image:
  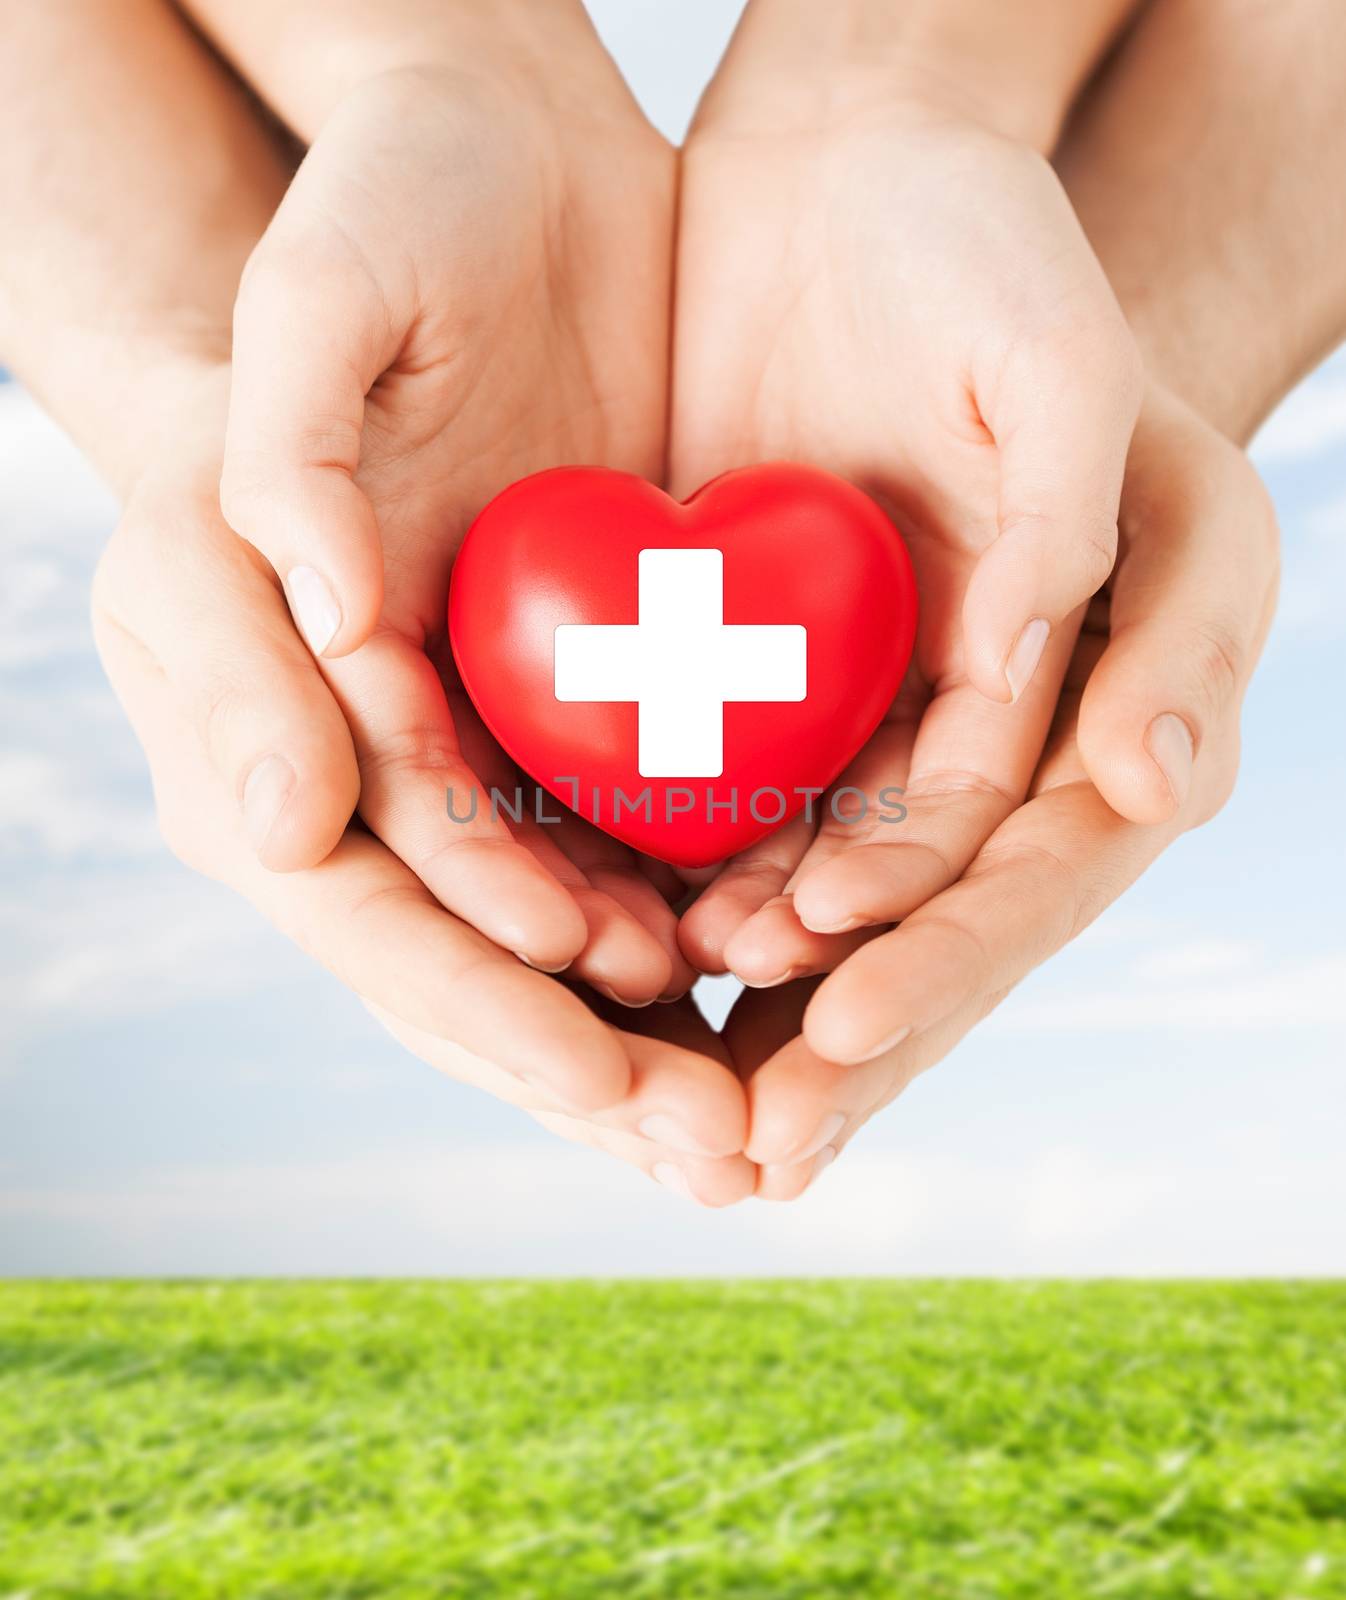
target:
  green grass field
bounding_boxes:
[2,1281,1343,1598]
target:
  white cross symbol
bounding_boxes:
[553,548,807,778]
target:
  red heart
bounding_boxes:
[449,463,917,868]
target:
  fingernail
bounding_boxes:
[1145,713,1194,810]
[593,982,654,1009]
[241,754,296,852]
[743,965,806,990]
[763,1144,839,1183]
[516,953,571,975]
[798,913,862,935]
[286,566,341,656]
[788,1110,846,1164]
[639,1113,714,1156]
[853,1023,912,1065]
[1005,617,1050,702]
[652,1161,694,1199]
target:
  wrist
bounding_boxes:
[713,0,1138,153]
[21,343,230,507]
[186,0,634,141]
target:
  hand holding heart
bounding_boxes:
[219,63,695,1006]
[131,30,1268,1202]
[449,463,918,868]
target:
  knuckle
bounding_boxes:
[189,668,250,771]
[996,508,1118,595]
[358,725,463,787]
[906,767,1019,810]
[972,837,1085,946]
[1188,615,1245,711]
[1079,516,1120,591]
[721,855,791,890]
[290,416,364,476]
[919,910,997,989]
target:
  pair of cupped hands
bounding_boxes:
[93,26,1277,1205]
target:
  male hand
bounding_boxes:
[94,415,757,1205]
[724,389,1278,1195]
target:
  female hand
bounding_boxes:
[672,42,1142,983]
[218,44,693,1002]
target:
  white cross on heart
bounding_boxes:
[553,548,807,778]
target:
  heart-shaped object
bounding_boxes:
[449,463,917,868]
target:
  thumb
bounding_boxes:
[95,477,360,872]
[963,326,1142,705]
[1078,398,1279,826]
[220,235,392,659]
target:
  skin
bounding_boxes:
[0,0,753,1205]
[672,92,1144,984]
[738,389,1280,1199]
[734,0,1346,1195]
[193,6,693,1000]
[5,0,1340,1202]
[671,0,1162,983]
[99,416,758,1205]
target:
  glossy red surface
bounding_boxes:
[449,463,918,867]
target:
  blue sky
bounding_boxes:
[2,1,1344,1275]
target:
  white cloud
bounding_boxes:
[998,948,1346,1032]
[0,863,303,1033]
[4,1134,1342,1276]
[1129,937,1261,984]
[0,748,158,860]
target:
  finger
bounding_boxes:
[756,944,1046,1189]
[94,608,633,1113]
[803,780,1171,1066]
[725,615,1074,982]
[789,617,1076,940]
[222,229,391,658]
[743,1030,901,1167]
[747,990,1001,1197]
[1078,402,1279,824]
[92,483,358,872]
[676,810,815,974]
[722,895,877,987]
[449,683,680,1003]
[373,994,754,1203]
[722,976,819,1077]
[254,841,634,1110]
[530,1111,758,1208]
[545,813,697,1000]
[376,996,747,1158]
[324,632,590,972]
[727,978,868,1194]
[635,855,689,904]
[964,321,1142,703]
